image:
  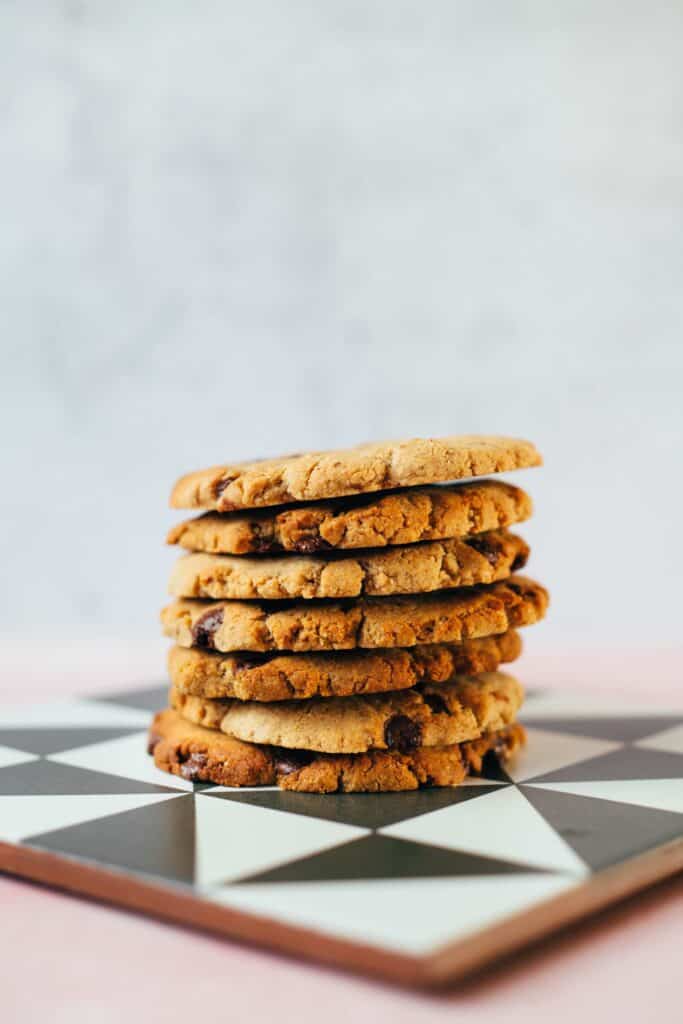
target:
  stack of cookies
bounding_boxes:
[149,435,549,794]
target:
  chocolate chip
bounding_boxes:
[147,731,162,756]
[180,752,208,781]
[422,692,449,715]
[192,607,225,649]
[274,748,315,776]
[511,551,528,571]
[467,535,501,566]
[293,535,329,554]
[384,714,422,753]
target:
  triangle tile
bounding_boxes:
[383,786,587,875]
[506,727,621,783]
[94,685,169,713]
[521,786,683,871]
[0,700,150,728]
[0,727,146,756]
[213,874,577,955]
[521,716,683,743]
[529,745,683,784]
[0,792,180,843]
[206,781,505,830]
[527,779,683,815]
[235,833,543,884]
[195,793,364,886]
[0,744,38,770]
[521,693,662,720]
[50,732,208,792]
[30,793,196,883]
[0,758,180,796]
[637,723,683,756]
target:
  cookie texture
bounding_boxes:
[168,630,522,701]
[160,575,548,653]
[168,530,529,601]
[170,670,524,753]
[167,480,532,554]
[170,436,541,512]
[149,708,526,792]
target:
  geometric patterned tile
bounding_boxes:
[383,786,588,875]
[234,834,541,885]
[1,792,180,843]
[0,700,151,728]
[94,685,169,713]
[504,727,621,783]
[0,727,145,756]
[0,744,37,770]
[521,786,683,871]
[0,758,180,796]
[527,779,683,815]
[637,722,683,755]
[28,794,195,882]
[49,732,209,793]
[522,716,683,743]
[195,794,365,886]
[528,745,683,784]
[206,781,504,830]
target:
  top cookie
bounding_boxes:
[170,435,541,512]
[167,479,532,555]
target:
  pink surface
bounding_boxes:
[2,643,683,1023]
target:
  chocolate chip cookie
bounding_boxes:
[168,530,529,601]
[169,670,523,753]
[149,707,526,792]
[167,479,532,554]
[161,576,548,653]
[168,629,522,701]
[170,435,541,512]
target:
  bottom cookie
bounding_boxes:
[148,708,525,793]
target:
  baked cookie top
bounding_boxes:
[149,708,526,793]
[167,630,522,701]
[167,479,532,555]
[160,575,548,653]
[168,529,529,601]
[170,435,541,512]
[170,669,524,753]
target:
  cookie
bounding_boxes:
[168,529,529,601]
[169,670,524,753]
[149,708,526,792]
[168,630,522,701]
[170,435,541,512]
[167,480,532,555]
[160,575,548,653]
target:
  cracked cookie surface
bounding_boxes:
[161,575,548,653]
[149,708,526,792]
[170,670,523,753]
[168,529,529,600]
[167,479,532,554]
[168,629,522,701]
[170,435,541,512]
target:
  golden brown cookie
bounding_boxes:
[167,480,532,554]
[149,707,526,792]
[170,435,541,512]
[169,670,524,754]
[168,630,522,701]
[168,530,529,601]
[160,575,548,653]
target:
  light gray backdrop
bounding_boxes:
[2,1,682,650]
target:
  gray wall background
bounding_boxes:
[2,1,682,649]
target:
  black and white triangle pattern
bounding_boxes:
[1,685,682,955]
